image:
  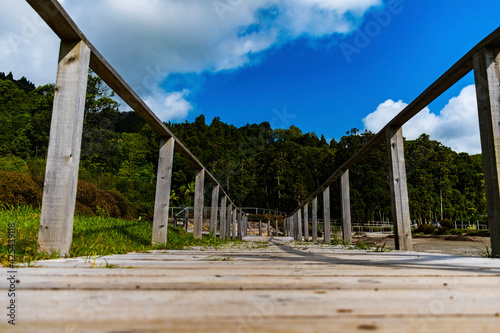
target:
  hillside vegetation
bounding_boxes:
[0,71,486,223]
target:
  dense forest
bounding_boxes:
[0,71,487,223]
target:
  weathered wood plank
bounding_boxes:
[474,47,500,258]
[340,169,352,243]
[193,169,205,239]
[152,137,175,245]
[386,126,413,251]
[38,40,90,256]
[323,187,331,243]
[210,185,220,237]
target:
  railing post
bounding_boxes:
[38,40,91,256]
[304,204,309,241]
[259,220,262,236]
[340,169,353,243]
[312,197,318,242]
[210,185,220,238]
[152,137,175,245]
[232,207,237,239]
[297,208,302,242]
[386,126,412,251]
[237,211,243,240]
[226,203,233,239]
[474,47,500,258]
[266,219,270,236]
[275,219,278,236]
[323,187,331,243]
[193,169,205,239]
[185,207,189,231]
[219,196,227,240]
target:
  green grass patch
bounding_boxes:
[0,205,234,267]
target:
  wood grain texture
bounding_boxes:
[5,241,500,333]
[38,40,90,256]
[152,137,175,245]
[474,47,500,258]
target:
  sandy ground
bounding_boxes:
[354,233,492,257]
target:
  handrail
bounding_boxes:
[287,27,500,217]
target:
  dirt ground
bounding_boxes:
[353,233,492,257]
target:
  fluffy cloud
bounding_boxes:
[363,85,480,154]
[144,89,193,121]
[0,0,381,121]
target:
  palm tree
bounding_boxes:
[179,182,195,206]
[169,190,180,206]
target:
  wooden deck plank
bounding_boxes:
[2,241,500,332]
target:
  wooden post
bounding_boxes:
[474,47,500,258]
[304,204,309,241]
[210,185,219,238]
[193,169,205,239]
[184,207,189,231]
[238,211,244,240]
[219,196,227,240]
[259,220,262,236]
[275,219,278,236]
[244,215,248,237]
[323,187,331,243]
[312,197,318,242]
[340,169,353,243]
[297,209,302,242]
[226,203,233,239]
[152,137,175,245]
[232,207,237,239]
[38,40,91,256]
[386,126,412,251]
[267,219,271,236]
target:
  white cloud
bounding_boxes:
[0,0,381,121]
[144,89,193,121]
[363,85,480,154]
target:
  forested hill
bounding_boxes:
[0,71,486,222]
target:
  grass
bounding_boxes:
[0,205,235,267]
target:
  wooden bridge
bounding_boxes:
[3,239,500,332]
[2,1,500,331]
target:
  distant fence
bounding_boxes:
[284,27,500,257]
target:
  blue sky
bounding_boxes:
[1,0,499,153]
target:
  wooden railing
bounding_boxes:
[285,27,500,257]
[26,0,249,256]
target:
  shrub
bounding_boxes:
[439,219,454,230]
[417,223,436,234]
[76,180,134,220]
[0,170,42,207]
